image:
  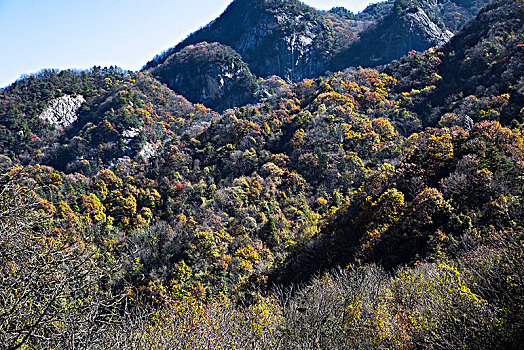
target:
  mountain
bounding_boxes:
[145,0,334,82]
[149,42,261,112]
[384,0,524,126]
[145,0,489,111]
[429,0,524,124]
[418,0,493,32]
[3,0,524,348]
[331,5,453,68]
[274,0,524,282]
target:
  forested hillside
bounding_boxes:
[1,0,523,348]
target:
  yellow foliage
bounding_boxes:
[427,134,454,162]
[316,197,328,206]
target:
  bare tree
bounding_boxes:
[0,173,123,350]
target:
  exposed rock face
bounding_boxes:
[144,0,490,111]
[149,42,260,111]
[122,127,141,144]
[332,7,453,68]
[145,0,488,81]
[139,142,159,161]
[404,8,453,46]
[232,8,330,82]
[39,95,85,128]
[146,0,333,82]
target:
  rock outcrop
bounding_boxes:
[149,42,260,111]
[145,0,333,82]
[332,6,453,69]
[144,0,490,111]
[145,0,489,80]
[39,95,85,128]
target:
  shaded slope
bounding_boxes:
[384,0,524,126]
[430,0,524,124]
[332,4,453,69]
[142,0,490,112]
[149,42,261,112]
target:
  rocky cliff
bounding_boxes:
[332,6,453,69]
[146,0,333,82]
[39,95,85,128]
[149,42,260,111]
[145,0,490,111]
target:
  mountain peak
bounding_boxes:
[146,0,329,81]
[145,0,489,111]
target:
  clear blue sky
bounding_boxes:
[0,0,380,88]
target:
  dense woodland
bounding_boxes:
[1,0,524,348]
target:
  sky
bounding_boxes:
[0,0,381,88]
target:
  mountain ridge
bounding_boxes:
[144,0,490,110]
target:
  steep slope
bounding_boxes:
[146,0,334,82]
[418,0,494,32]
[384,0,524,126]
[144,0,489,112]
[146,0,489,79]
[274,0,524,285]
[430,0,524,124]
[332,4,453,69]
[149,42,261,112]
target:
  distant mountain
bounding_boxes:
[331,5,453,68]
[146,0,333,83]
[145,0,489,111]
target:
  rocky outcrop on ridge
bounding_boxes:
[332,6,453,69]
[39,95,85,128]
[144,0,490,112]
[146,0,333,82]
[149,42,260,111]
